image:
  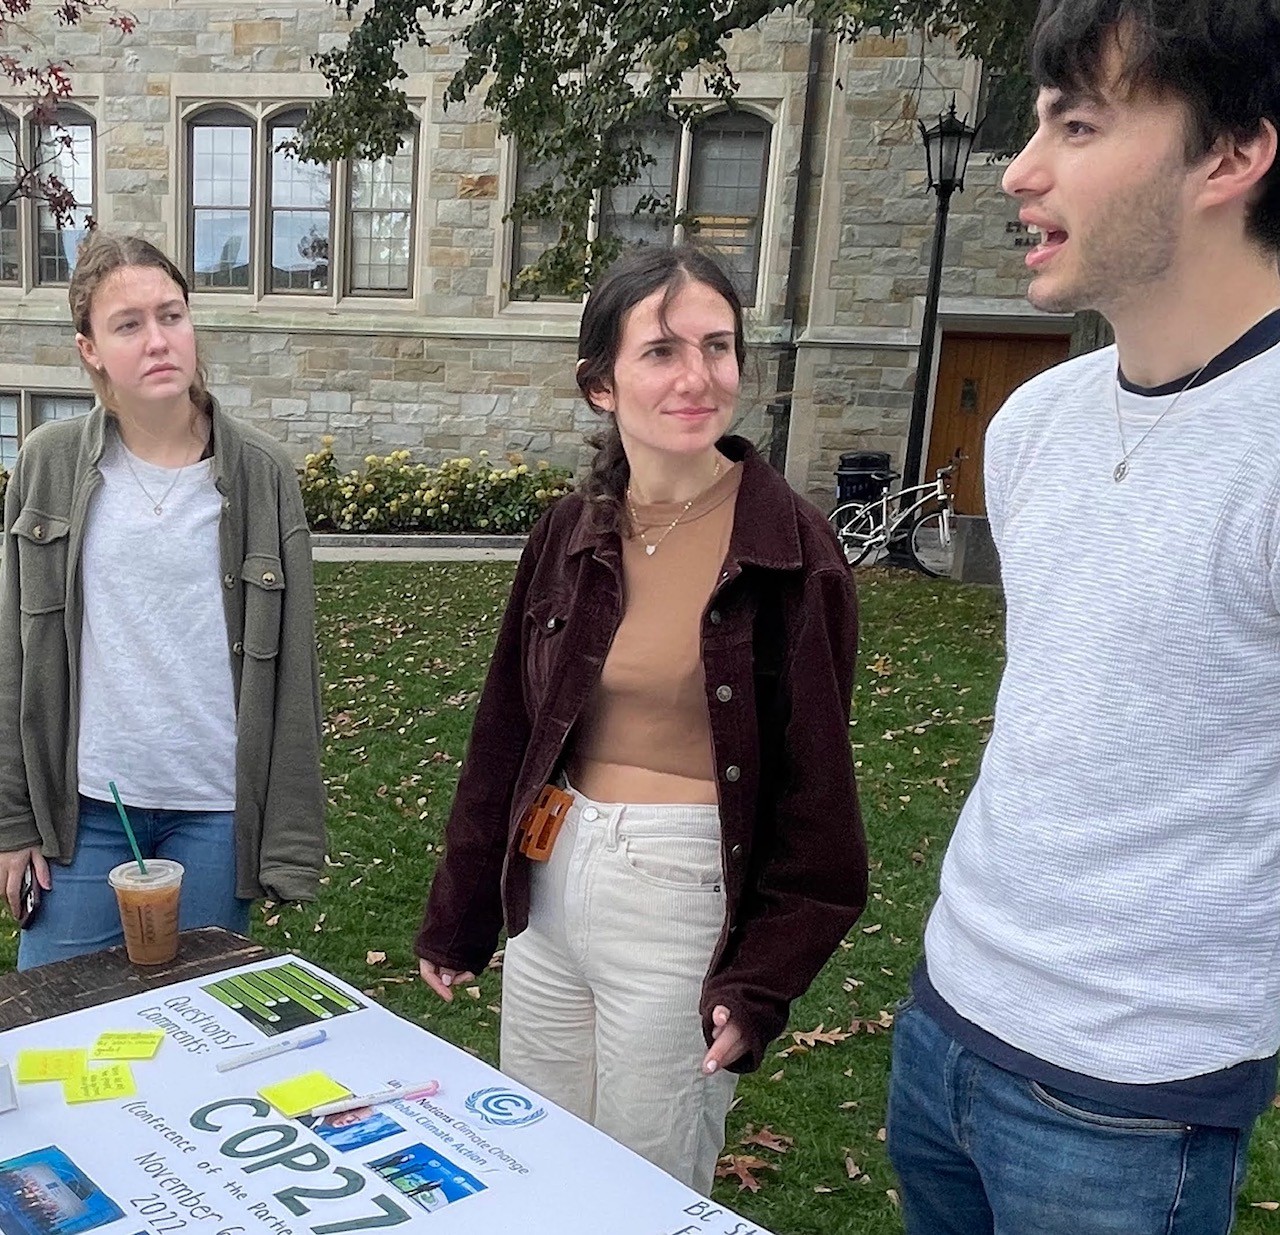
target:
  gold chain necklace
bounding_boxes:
[627,457,722,557]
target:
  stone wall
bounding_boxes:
[0,3,1057,495]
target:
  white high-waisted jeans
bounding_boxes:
[500,783,739,1193]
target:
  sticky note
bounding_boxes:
[16,1049,88,1083]
[259,1072,351,1119]
[63,1063,136,1103]
[91,1031,165,1061]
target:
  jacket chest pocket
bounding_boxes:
[241,553,285,658]
[12,509,72,616]
[525,599,568,701]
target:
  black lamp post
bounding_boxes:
[900,98,981,494]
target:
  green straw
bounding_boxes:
[108,780,147,875]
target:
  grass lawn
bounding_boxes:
[5,561,1280,1232]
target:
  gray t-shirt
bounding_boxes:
[78,435,237,810]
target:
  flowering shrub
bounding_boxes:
[0,467,7,511]
[300,437,575,534]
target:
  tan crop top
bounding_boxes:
[567,462,743,805]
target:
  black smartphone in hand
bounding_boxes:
[17,861,41,929]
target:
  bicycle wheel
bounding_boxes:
[907,509,954,578]
[829,502,883,568]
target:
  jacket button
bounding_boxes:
[724,765,741,783]
[232,641,244,656]
[731,843,744,858]
[32,525,44,540]
[709,609,722,625]
[262,571,276,585]
[716,685,733,703]
[223,573,235,589]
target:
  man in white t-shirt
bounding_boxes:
[886,1,1280,1231]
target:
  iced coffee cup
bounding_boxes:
[108,859,184,965]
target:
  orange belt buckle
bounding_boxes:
[517,783,574,861]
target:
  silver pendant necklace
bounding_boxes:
[121,424,210,515]
[1112,357,1212,483]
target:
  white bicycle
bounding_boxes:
[827,457,959,577]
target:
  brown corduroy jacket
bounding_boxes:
[415,436,867,1072]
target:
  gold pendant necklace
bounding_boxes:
[627,457,722,556]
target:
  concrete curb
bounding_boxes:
[310,532,528,562]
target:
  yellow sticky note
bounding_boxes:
[91,1031,165,1061]
[259,1072,351,1119]
[16,1049,88,1083]
[64,1062,136,1103]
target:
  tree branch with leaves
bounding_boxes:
[298,0,1035,296]
[0,0,136,222]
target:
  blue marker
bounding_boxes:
[215,1027,328,1073]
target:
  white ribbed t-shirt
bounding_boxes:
[925,343,1280,1084]
[77,437,238,810]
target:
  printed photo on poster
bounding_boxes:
[299,1107,404,1153]
[367,1143,487,1213]
[0,1146,124,1235]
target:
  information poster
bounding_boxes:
[0,956,773,1235]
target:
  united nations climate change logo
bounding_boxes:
[464,1086,547,1128]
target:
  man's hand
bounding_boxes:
[418,957,476,1002]
[1,846,49,920]
[702,1005,748,1074]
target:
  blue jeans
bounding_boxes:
[17,795,251,970]
[887,998,1253,1235]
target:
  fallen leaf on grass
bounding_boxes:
[465,985,481,1000]
[887,1189,901,1208]
[715,1155,778,1193]
[862,923,882,935]
[740,1125,794,1154]
[793,1024,854,1049]
[768,1069,785,1082]
[814,1186,834,1194]
[366,950,386,965]
[877,1127,887,1142]
[1251,1202,1280,1211]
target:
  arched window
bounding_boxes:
[268,110,332,293]
[0,109,19,284]
[189,107,254,289]
[598,117,681,251]
[686,111,770,305]
[511,108,772,305]
[35,106,96,285]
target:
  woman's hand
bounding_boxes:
[0,846,50,921]
[418,957,475,1002]
[701,1005,748,1074]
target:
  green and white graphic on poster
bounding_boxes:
[0,956,773,1235]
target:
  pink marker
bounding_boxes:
[308,1080,440,1118]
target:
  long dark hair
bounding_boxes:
[577,245,746,528]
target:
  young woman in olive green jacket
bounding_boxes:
[0,232,326,969]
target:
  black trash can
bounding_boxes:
[835,450,893,506]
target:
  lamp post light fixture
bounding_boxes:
[900,98,982,495]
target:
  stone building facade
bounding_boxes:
[1,1,1071,513]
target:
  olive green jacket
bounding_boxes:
[0,402,326,902]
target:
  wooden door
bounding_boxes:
[925,332,1071,515]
